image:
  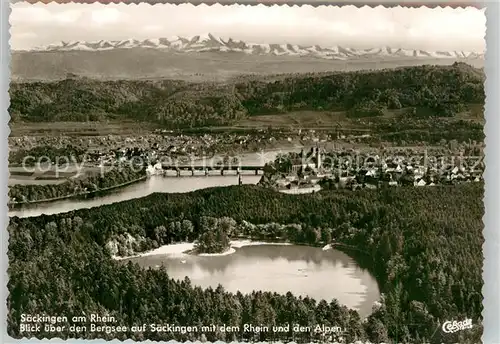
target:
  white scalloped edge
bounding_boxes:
[3,2,491,344]
[7,0,487,8]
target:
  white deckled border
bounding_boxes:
[483,2,500,344]
[1,1,498,344]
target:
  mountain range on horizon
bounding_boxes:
[20,33,485,61]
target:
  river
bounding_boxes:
[119,243,380,318]
[9,148,305,218]
[9,174,263,218]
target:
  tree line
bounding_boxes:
[8,182,483,343]
[9,166,146,203]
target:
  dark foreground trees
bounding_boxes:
[8,183,483,343]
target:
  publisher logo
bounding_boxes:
[442,319,473,334]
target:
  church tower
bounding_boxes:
[316,145,322,170]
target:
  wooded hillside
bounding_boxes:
[9,63,484,129]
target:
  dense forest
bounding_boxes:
[10,63,484,131]
[193,217,232,254]
[8,183,483,343]
[9,166,146,203]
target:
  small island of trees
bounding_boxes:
[193,217,232,254]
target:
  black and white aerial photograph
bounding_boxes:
[8,2,485,343]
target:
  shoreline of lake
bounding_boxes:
[116,240,380,319]
[112,239,294,260]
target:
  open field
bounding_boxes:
[9,164,111,186]
[8,177,67,186]
[9,120,158,137]
[9,118,358,137]
[223,106,483,130]
[232,110,394,130]
[448,103,485,123]
[234,111,355,130]
[9,104,484,138]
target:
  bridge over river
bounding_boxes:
[159,164,265,176]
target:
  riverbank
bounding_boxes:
[112,239,293,260]
[8,175,147,208]
[8,175,263,218]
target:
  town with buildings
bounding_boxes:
[260,146,485,192]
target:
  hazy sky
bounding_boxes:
[10,2,486,51]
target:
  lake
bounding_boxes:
[120,243,380,318]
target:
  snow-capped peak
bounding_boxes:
[25,34,485,61]
[190,33,223,44]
